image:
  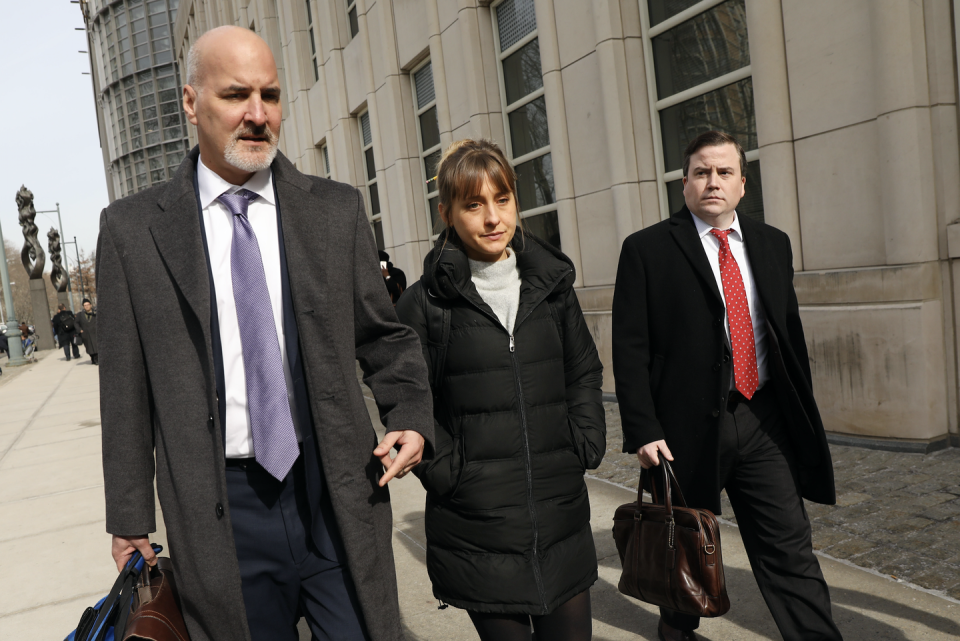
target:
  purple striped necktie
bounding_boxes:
[219,188,299,481]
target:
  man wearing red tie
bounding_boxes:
[612,131,842,641]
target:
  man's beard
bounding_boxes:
[223,123,279,172]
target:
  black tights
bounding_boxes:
[468,590,592,641]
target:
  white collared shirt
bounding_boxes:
[197,157,297,458]
[691,211,770,392]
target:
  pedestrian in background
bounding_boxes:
[612,130,841,641]
[52,304,81,361]
[378,250,406,305]
[397,139,605,641]
[75,298,98,365]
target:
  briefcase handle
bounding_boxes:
[639,459,689,517]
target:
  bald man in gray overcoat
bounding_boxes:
[97,27,432,641]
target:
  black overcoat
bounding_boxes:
[96,148,433,641]
[396,233,605,615]
[75,310,98,355]
[611,207,835,515]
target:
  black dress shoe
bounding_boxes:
[658,618,699,641]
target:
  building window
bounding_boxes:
[347,0,359,40]
[320,143,331,179]
[641,0,763,222]
[492,0,560,250]
[359,111,383,249]
[412,61,442,236]
[306,0,319,82]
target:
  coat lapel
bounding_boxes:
[739,217,787,336]
[149,149,212,333]
[669,207,723,306]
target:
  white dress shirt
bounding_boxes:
[691,211,770,392]
[197,157,298,458]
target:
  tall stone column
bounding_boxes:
[745,0,803,271]
[16,186,54,351]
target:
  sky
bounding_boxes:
[0,2,111,271]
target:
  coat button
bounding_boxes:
[208,415,214,428]
[722,354,730,363]
[711,409,720,418]
[713,362,720,371]
[216,503,224,519]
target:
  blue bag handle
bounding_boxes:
[68,544,162,641]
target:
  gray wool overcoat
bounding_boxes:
[96,147,434,641]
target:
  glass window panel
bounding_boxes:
[151,169,165,183]
[131,124,142,138]
[162,114,180,128]
[135,44,150,59]
[349,8,359,38]
[306,0,313,25]
[419,107,440,151]
[414,62,435,108]
[156,64,173,77]
[369,183,381,216]
[162,127,181,141]
[127,178,134,191]
[496,0,537,51]
[129,111,139,124]
[137,174,148,188]
[322,146,330,175]
[166,140,183,151]
[659,77,757,173]
[144,119,159,132]
[372,219,384,250]
[521,210,560,250]
[155,50,173,64]
[133,150,145,161]
[158,76,176,90]
[123,76,135,88]
[138,79,154,93]
[151,24,170,40]
[146,131,161,145]
[133,32,148,46]
[515,153,555,211]
[150,13,167,27]
[125,86,137,100]
[365,148,377,180]
[143,106,157,119]
[508,96,550,158]
[423,150,441,183]
[648,0,703,26]
[653,0,749,100]
[166,152,181,165]
[429,196,441,234]
[148,0,166,14]
[147,145,162,157]
[360,112,372,146]
[133,136,143,150]
[141,92,156,107]
[132,18,146,33]
[122,63,134,76]
[153,37,171,52]
[501,39,543,105]
[161,102,179,115]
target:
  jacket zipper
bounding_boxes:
[509,332,547,612]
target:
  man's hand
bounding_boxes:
[111,534,157,572]
[636,439,674,469]
[374,430,425,486]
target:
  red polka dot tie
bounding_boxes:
[710,229,758,400]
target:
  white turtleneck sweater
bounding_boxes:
[469,249,522,334]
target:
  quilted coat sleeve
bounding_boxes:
[559,287,606,469]
[97,210,157,536]
[394,283,461,497]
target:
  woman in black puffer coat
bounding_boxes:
[396,140,605,641]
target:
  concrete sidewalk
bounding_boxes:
[1,352,957,639]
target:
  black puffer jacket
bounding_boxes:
[396,232,605,615]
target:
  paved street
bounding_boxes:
[1,353,958,639]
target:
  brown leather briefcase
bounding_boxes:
[612,459,730,617]
[122,557,190,641]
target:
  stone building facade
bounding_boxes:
[170,0,960,451]
[80,0,192,201]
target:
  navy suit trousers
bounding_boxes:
[225,454,369,641]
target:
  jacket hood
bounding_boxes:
[422,228,576,302]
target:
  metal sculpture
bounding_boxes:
[48,227,68,293]
[16,185,45,280]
